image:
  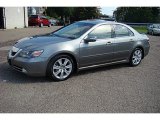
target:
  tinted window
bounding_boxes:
[30,15,38,18]
[114,25,133,37]
[88,25,112,39]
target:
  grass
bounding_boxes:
[131,26,147,34]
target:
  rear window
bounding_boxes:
[30,15,38,18]
[41,16,47,19]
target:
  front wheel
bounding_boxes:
[47,55,74,81]
[48,24,51,27]
[130,48,143,66]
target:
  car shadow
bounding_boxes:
[0,62,129,84]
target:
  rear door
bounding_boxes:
[112,24,135,61]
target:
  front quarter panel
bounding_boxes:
[41,39,81,67]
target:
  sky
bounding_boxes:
[100,7,117,16]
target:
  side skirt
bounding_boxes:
[78,59,128,71]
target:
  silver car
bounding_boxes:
[8,20,150,81]
[147,24,160,35]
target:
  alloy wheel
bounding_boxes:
[132,49,142,65]
[52,58,73,80]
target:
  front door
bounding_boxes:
[79,24,115,67]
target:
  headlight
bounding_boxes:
[19,50,43,58]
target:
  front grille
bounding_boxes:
[13,65,22,72]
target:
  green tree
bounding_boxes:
[46,7,101,23]
[72,7,100,21]
[114,7,160,23]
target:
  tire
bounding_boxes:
[129,48,143,66]
[48,24,51,27]
[39,23,43,27]
[47,55,75,81]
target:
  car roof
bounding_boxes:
[153,24,160,25]
[78,19,116,25]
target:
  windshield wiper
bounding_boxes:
[53,34,76,39]
[66,36,76,39]
[53,33,62,37]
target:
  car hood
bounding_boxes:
[14,34,72,50]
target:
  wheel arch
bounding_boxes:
[132,45,144,59]
[46,52,79,75]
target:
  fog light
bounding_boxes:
[22,68,27,73]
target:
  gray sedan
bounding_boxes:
[7,20,150,81]
[147,24,160,35]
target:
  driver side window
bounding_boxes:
[88,25,112,39]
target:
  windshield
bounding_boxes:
[53,22,94,39]
[153,24,160,28]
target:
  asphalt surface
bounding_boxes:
[0,28,160,112]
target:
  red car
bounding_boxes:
[28,15,51,27]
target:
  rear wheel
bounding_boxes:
[130,48,143,66]
[47,55,74,81]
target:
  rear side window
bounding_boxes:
[114,24,134,37]
[88,25,112,39]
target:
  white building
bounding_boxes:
[0,7,28,29]
[28,7,46,16]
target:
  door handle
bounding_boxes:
[106,41,112,45]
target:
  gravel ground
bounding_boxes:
[0,28,160,113]
[0,26,61,47]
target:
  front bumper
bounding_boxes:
[7,55,48,77]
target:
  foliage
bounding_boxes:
[114,7,160,23]
[132,26,147,33]
[45,7,101,22]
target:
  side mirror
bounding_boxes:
[84,36,97,43]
